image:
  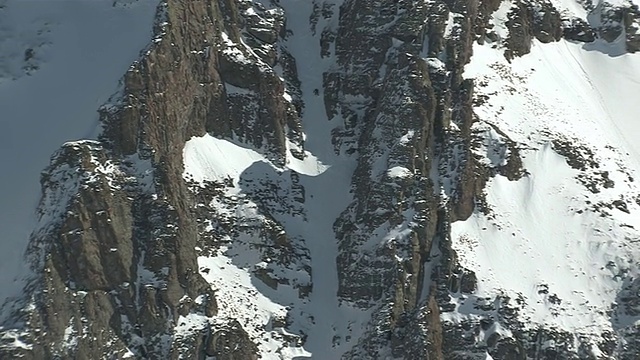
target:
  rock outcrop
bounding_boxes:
[0,0,305,358]
[1,0,640,359]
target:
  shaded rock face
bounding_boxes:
[321,0,495,358]
[204,320,259,360]
[563,17,597,43]
[592,1,640,52]
[0,0,302,358]
[1,0,640,359]
[503,0,563,59]
[498,0,640,58]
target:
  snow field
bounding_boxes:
[451,18,640,339]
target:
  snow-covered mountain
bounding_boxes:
[0,0,639,359]
[0,0,160,309]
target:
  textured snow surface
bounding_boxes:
[181,0,373,357]
[196,250,312,359]
[183,135,271,185]
[0,0,159,309]
[452,37,640,337]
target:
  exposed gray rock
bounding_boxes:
[0,0,305,358]
[563,17,597,42]
[504,0,563,59]
[2,0,640,359]
[205,320,259,360]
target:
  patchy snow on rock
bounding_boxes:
[197,251,310,358]
[285,140,330,177]
[471,122,511,168]
[182,133,321,358]
[453,36,640,338]
[548,0,589,20]
[399,130,415,145]
[181,0,374,356]
[489,0,515,41]
[182,130,341,359]
[0,0,159,311]
[387,166,412,178]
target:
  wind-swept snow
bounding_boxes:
[0,0,159,310]
[453,145,639,332]
[184,135,273,185]
[452,37,640,337]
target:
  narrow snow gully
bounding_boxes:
[279,0,368,358]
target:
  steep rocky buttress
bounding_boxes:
[1,0,640,359]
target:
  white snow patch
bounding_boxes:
[399,130,415,145]
[285,140,330,176]
[387,166,412,178]
[472,122,510,168]
[197,250,310,358]
[183,134,328,186]
[489,0,515,41]
[183,134,270,184]
[456,38,640,336]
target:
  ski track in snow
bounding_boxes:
[451,36,640,339]
[0,0,159,313]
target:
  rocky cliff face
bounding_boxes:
[1,0,640,359]
[0,0,303,358]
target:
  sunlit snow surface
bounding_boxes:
[1,0,636,356]
[0,0,159,311]
[181,0,374,356]
[452,38,640,338]
[182,122,369,359]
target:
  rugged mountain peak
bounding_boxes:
[1,0,640,359]
[1,0,303,357]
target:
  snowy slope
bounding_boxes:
[3,0,632,356]
[180,0,375,358]
[0,0,159,310]
[279,0,373,357]
[450,21,640,347]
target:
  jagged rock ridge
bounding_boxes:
[1,0,640,359]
